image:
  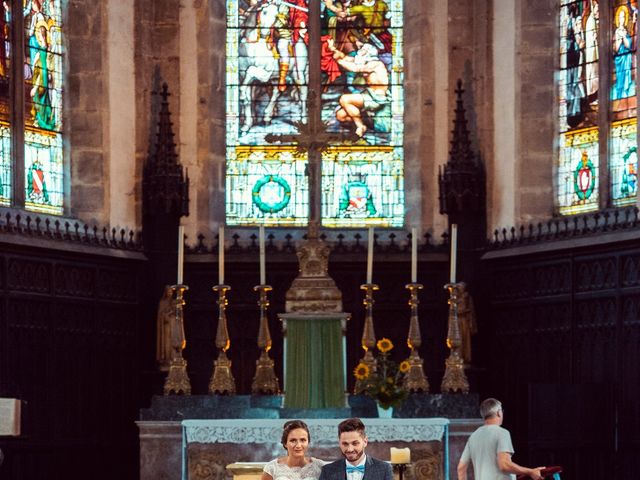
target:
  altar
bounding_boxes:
[138,413,481,480]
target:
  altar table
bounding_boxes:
[181,418,450,480]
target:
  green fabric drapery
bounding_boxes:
[284,317,345,409]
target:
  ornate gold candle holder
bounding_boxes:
[251,284,280,394]
[404,282,429,392]
[354,283,379,394]
[163,284,192,395]
[441,282,470,393]
[209,284,236,395]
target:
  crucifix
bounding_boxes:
[264,0,351,238]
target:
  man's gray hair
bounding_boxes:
[480,398,502,419]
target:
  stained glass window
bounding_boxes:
[0,1,64,214]
[610,0,637,206]
[320,0,404,227]
[225,0,404,227]
[558,0,638,214]
[24,0,64,214]
[0,1,11,206]
[558,0,600,214]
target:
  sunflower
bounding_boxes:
[399,360,410,373]
[376,338,393,353]
[353,362,370,380]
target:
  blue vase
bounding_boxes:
[376,403,394,418]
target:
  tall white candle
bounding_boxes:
[450,224,457,283]
[218,225,225,285]
[177,225,184,285]
[259,226,266,285]
[411,227,417,283]
[366,227,374,284]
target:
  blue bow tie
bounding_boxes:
[346,465,365,474]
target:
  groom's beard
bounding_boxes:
[342,448,365,463]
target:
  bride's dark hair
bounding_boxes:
[281,420,310,449]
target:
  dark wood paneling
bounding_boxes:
[480,238,640,480]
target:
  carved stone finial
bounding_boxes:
[438,79,485,215]
[143,82,190,217]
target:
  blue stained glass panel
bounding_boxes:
[610,119,637,206]
[0,125,10,206]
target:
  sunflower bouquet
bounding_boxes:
[353,338,410,410]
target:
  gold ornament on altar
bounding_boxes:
[251,284,280,394]
[285,223,343,313]
[163,285,192,395]
[404,282,429,392]
[441,283,470,394]
[209,284,236,395]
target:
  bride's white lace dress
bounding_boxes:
[263,458,326,480]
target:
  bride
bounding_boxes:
[262,420,325,480]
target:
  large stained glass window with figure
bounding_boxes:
[226,0,310,226]
[23,0,64,214]
[610,0,637,206]
[558,0,600,214]
[320,0,403,227]
[225,0,404,227]
[0,1,11,206]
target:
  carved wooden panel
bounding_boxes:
[482,236,640,480]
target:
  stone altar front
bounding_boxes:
[138,417,483,480]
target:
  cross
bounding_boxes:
[264,0,350,239]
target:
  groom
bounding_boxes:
[319,418,393,480]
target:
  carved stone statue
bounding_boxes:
[458,283,478,365]
[156,286,174,371]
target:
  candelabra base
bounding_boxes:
[251,352,280,394]
[209,351,236,395]
[441,354,469,394]
[163,358,191,395]
[404,355,429,393]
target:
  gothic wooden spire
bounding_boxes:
[438,79,485,215]
[143,83,190,217]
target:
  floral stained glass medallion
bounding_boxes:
[24,0,64,214]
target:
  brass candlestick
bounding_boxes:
[441,283,470,393]
[354,283,379,394]
[251,284,280,394]
[392,464,409,480]
[404,283,429,392]
[163,284,192,395]
[209,284,236,394]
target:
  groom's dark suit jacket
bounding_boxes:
[318,456,393,480]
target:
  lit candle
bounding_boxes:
[366,227,374,284]
[218,225,225,285]
[390,447,411,464]
[411,227,417,283]
[177,225,184,285]
[449,224,457,283]
[259,226,266,285]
